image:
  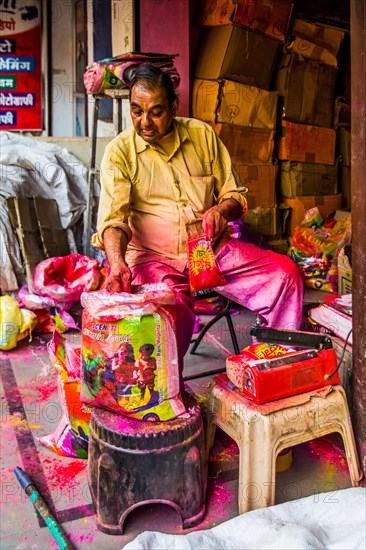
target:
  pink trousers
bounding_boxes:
[131,239,304,373]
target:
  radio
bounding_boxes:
[226,325,340,405]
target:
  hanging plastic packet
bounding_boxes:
[187,219,226,293]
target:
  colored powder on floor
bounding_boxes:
[1,414,43,430]
[41,456,87,492]
[209,440,239,463]
[308,436,348,472]
[204,480,236,524]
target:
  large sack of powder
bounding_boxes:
[80,283,185,421]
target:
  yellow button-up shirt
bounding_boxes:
[92,117,248,271]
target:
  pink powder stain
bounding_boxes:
[34,381,58,402]
[75,533,96,544]
[308,435,348,473]
[40,455,88,494]
[65,522,104,547]
[74,523,99,544]
[202,480,236,526]
[44,536,59,549]
[4,375,58,405]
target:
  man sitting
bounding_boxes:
[92,64,304,377]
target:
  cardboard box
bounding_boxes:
[278,160,338,197]
[244,206,281,239]
[278,121,336,165]
[212,123,275,163]
[232,0,293,42]
[194,25,281,90]
[191,79,278,129]
[191,79,221,123]
[338,245,352,294]
[195,0,236,26]
[218,80,278,128]
[196,0,293,42]
[235,164,278,209]
[274,53,337,128]
[280,194,343,236]
[287,19,345,68]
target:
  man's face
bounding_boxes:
[130,83,178,143]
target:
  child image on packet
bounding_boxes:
[85,344,137,401]
[111,342,136,396]
[133,344,159,400]
[82,340,161,415]
[115,344,159,412]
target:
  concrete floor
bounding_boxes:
[0,292,357,550]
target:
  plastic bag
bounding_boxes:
[0,295,37,351]
[17,284,73,311]
[16,285,78,334]
[187,235,226,293]
[80,284,185,421]
[32,254,101,302]
[38,331,91,458]
[33,308,79,334]
[288,208,351,293]
[83,62,125,94]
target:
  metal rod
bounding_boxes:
[84,96,99,256]
[14,467,76,550]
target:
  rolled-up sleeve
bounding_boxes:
[92,142,133,250]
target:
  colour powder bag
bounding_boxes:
[39,331,91,458]
[187,235,226,293]
[80,284,185,421]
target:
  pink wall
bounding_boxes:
[139,0,191,117]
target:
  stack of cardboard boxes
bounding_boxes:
[274,18,345,236]
[191,0,349,250]
[192,0,293,245]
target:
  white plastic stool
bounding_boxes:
[206,376,363,514]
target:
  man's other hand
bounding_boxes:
[104,260,132,293]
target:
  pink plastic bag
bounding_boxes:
[32,254,101,302]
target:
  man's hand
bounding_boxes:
[203,199,243,244]
[103,227,132,293]
[202,206,227,244]
[104,259,132,293]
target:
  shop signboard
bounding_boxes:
[0,0,42,131]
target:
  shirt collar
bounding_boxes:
[134,119,189,156]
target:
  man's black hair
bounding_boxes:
[129,63,177,105]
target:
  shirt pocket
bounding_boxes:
[184,175,215,214]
